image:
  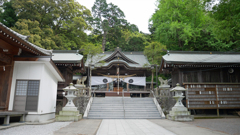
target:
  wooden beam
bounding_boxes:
[0,53,11,63]
[0,39,19,55]
[13,57,39,61]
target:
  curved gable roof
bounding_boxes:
[103,49,138,64]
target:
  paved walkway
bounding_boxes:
[54,119,102,135]
[149,119,227,135]
[53,119,231,135]
[96,119,175,135]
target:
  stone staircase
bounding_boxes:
[87,97,162,119]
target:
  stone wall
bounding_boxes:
[156,88,176,115]
[56,96,90,115]
[73,96,90,114]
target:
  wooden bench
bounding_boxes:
[0,111,28,126]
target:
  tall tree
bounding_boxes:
[150,0,225,51]
[10,0,92,50]
[211,0,240,50]
[90,0,127,51]
[0,1,18,27]
[144,42,166,89]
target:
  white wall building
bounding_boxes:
[0,22,64,123]
[8,59,64,122]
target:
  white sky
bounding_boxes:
[76,0,157,34]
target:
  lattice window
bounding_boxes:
[27,81,40,96]
[16,81,28,96]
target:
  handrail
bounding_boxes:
[83,96,93,118]
[151,89,165,118]
[83,88,95,118]
[122,89,125,118]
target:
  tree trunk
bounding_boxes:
[102,31,107,52]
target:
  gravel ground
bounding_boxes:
[187,118,240,135]
[0,122,71,135]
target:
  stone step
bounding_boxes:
[87,97,161,119]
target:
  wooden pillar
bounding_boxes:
[127,83,129,92]
[107,83,109,91]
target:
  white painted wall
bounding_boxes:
[37,64,58,114]
[9,61,59,121]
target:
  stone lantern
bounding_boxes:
[62,83,78,111]
[56,83,81,121]
[167,83,194,121]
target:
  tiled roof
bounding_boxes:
[52,50,83,63]
[85,49,150,68]
[0,22,52,56]
[162,51,240,64]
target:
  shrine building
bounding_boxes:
[0,22,64,123]
[85,47,152,97]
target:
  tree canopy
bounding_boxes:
[150,0,234,51]
[1,0,239,55]
[1,0,92,50]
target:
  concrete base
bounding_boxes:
[56,110,82,122]
[25,113,55,123]
[167,106,194,122]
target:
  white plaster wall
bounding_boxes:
[37,64,58,115]
[9,62,44,113]
[9,61,58,117]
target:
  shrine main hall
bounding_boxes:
[85,47,153,97]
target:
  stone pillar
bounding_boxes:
[155,88,159,97]
[3,115,10,126]
[140,93,142,98]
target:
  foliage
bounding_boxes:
[150,0,228,51]
[144,41,166,65]
[0,0,92,50]
[0,1,18,27]
[80,43,104,67]
[211,0,240,50]
[120,29,150,51]
[11,19,58,49]
[89,0,128,51]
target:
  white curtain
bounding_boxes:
[91,76,146,86]
[123,77,146,86]
[91,76,113,85]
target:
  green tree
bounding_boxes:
[90,0,127,51]
[12,19,58,49]
[150,0,225,51]
[144,41,166,89]
[0,1,18,27]
[120,29,150,51]
[211,0,240,50]
[10,0,91,50]
[80,43,105,67]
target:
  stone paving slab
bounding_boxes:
[188,118,240,135]
[96,119,175,135]
[149,119,228,135]
[54,119,102,135]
